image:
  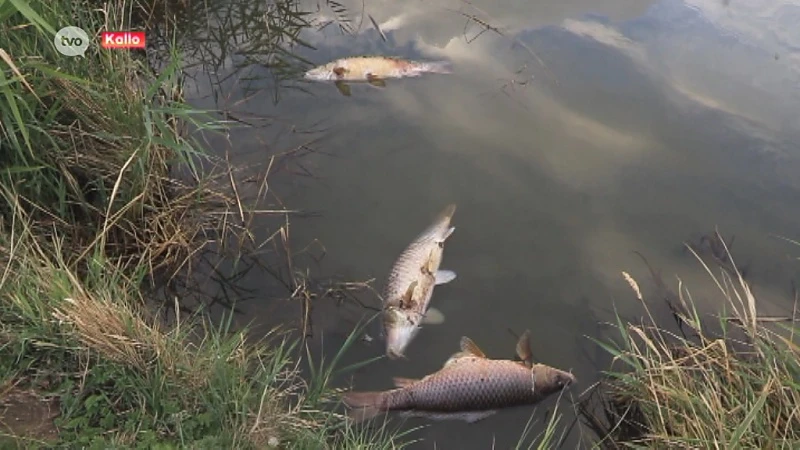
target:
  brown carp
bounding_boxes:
[382,204,457,359]
[343,330,577,423]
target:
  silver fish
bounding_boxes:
[382,204,457,359]
[342,330,577,423]
[303,56,453,96]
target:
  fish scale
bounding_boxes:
[381,205,457,359]
[384,359,541,412]
[342,333,577,423]
[382,233,441,305]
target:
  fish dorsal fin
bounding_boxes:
[460,336,486,358]
[400,281,418,309]
[392,377,418,388]
[516,329,533,367]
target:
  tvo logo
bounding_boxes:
[54,26,90,57]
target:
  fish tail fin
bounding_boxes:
[342,391,385,423]
[437,203,457,222]
[423,60,453,74]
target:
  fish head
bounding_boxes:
[304,64,335,81]
[554,370,577,388]
[534,365,577,394]
[383,307,419,359]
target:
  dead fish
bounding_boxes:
[382,204,457,359]
[303,56,453,96]
[342,330,577,423]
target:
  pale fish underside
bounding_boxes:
[303,56,453,96]
[381,204,458,358]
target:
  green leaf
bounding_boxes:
[729,379,770,448]
[0,69,33,155]
[7,0,57,36]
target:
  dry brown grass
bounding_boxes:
[581,235,800,449]
[0,217,359,447]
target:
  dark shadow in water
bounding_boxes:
[142,0,323,108]
[132,0,360,327]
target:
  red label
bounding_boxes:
[100,31,146,49]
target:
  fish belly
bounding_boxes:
[342,58,401,80]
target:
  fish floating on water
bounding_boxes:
[382,204,457,359]
[342,330,577,423]
[303,56,453,96]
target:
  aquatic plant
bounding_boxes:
[0,0,242,276]
[0,0,405,447]
[582,233,800,448]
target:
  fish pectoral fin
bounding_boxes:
[516,329,534,367]
[399,410,497,423]
[335,81,351,96]
[333,66,347,77]
[366,73,386,87]
[463,410,497,423]
[434,270,457,285]
[420,307,445,325]
[392,377,418,388]
[460,336,487,358]
[401,281,418,308]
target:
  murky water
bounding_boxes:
[178,0,800,447]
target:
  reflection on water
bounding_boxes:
[173,0,800,447]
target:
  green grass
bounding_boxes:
[0,0,406,447]
[582,235,800,449]
[0,206,410,448]
[0,0,237,275]
[512,396,572,450]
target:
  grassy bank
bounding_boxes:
[6,0,796,447]
[0,0,404,447]
[583,241,800,448]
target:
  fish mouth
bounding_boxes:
[560,372,578,387]
[386,348,406,360]
[385,328,412,360]
[383,308,419,359]
[303,70,328,81]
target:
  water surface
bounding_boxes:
[180,0,800,447]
